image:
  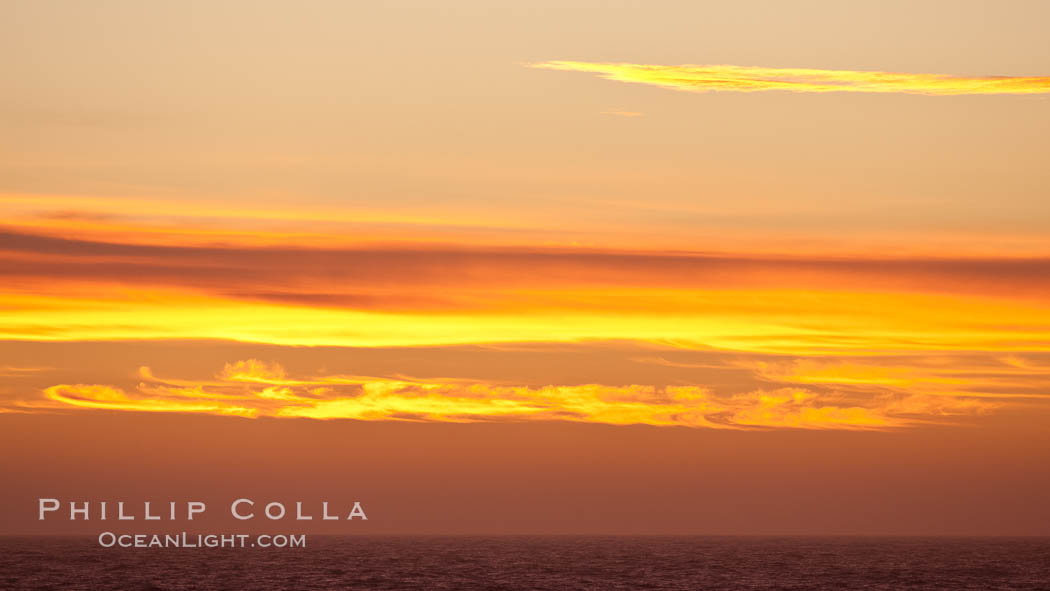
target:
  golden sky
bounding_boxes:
[2,0,1050,534]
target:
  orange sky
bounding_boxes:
[2,0,1049,534]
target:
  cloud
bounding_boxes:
[219,359,289,383]
[5,230,1050,302]
[530,61,1050,96]
[745,355,1050,399]
[44,384,257,417]
[2,229,1050,354]
[600,109,643,117]
[33,359,1000,430]
[0,365,52,377]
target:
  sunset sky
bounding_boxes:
[3,0,1050,534]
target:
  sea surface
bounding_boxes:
[2,535,1049,590]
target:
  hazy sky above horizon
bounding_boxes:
[2,0,1049,534]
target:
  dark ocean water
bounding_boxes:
[2,536,1049,590]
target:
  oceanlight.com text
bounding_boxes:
[97,532,307,549]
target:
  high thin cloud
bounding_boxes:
[0,366,51,377]
[36,360,998,430]
[530,61,1050,95]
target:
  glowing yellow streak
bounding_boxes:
[25,359,1012,430]
[277,393,546,422]
[3,287,1050,355]
[531,61,1050,95]
[39,372,968,430]
[44,385,257,417]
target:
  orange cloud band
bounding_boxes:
[530,61,1050,95]
[3,229,1050,354]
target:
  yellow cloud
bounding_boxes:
[530,61,1050,95]
[4,287,1050,355]
[746,357,1050,399]
[219,359,292,384]
[44,384,257,417]
[34,360,1000,430]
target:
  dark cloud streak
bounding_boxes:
[2,229,1049,309]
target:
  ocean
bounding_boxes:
[2,535,1048,590]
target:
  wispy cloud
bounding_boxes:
[0,365,52,377]
[35,359,1000,430]
[600,109,643,117]
[530,61,1050,96]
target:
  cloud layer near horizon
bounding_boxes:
[3,208,1050,430]
[29,358,1006,430]
[531,61,1050,95]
